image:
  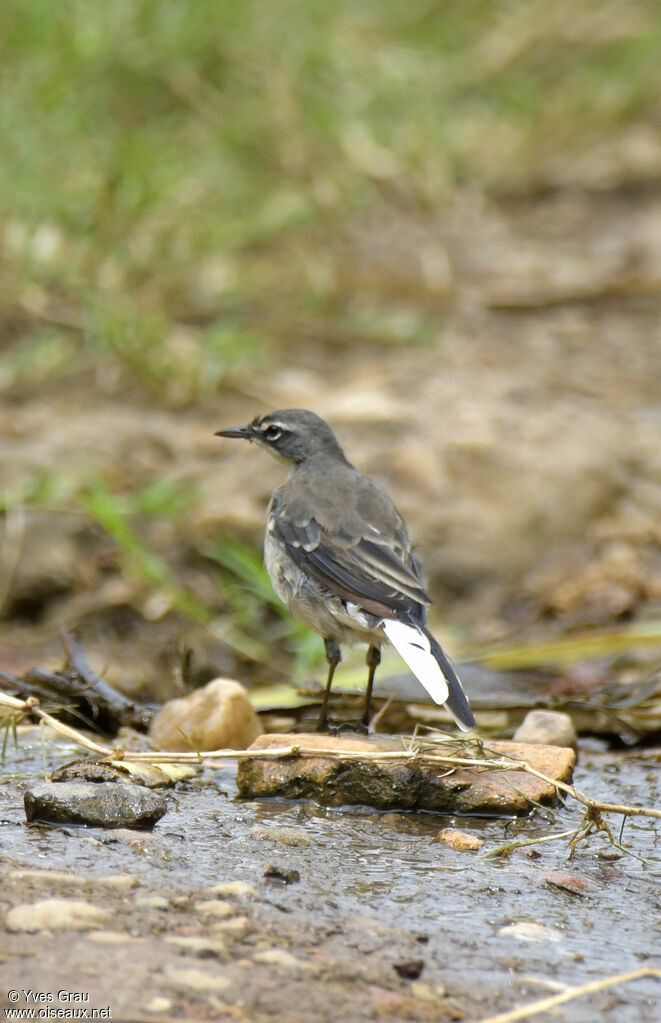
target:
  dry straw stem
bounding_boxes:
[472,966,661,1023]
[1,690,660,822]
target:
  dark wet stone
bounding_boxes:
[393,959,425,980]
[50,760,125,784]
[24,782,167,829]
[237,734,576,814]
[263,864,300,884]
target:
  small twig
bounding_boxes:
[368,696,392,734]
[515,760,661,819]
[472,966,661,1023]
[0,692,112,756]
[482,829,581,859]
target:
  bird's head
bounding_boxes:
[215,409,349,466]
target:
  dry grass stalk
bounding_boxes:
[472,966,661,1023]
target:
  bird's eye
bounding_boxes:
[264,425,282,441]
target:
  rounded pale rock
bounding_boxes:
[206,881,257,899]
[143,997,173,1015]
[149,678,263,752]
[6,899,111,932]
[165,967,232,993]
[513,710,578,750]
[193,899,234,919]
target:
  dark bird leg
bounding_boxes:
[316,637,341,731]
[361,645,381,729]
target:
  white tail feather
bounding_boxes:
[381,619,449,705]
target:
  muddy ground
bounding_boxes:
[0,726,660,1023]
[2,185,661,1021]
[3,186,661,695]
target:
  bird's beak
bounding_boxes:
[214,424,253,440]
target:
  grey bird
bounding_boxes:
[215,409,474,732]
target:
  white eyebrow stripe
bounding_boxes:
[260,420,288,431]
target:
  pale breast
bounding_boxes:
[263,526,381,646]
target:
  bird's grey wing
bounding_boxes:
[272,498,430,619]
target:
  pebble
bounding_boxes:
[514,710,578,750]
[541,870,600,894]
[165,966,232,993]
[254,826,311,847]
[142,997,173,1015]
[6,899,111,932]
[263,865,300,884]
[211,916,252,939]
[149,678,263,751]
[134,894,170,911]
[205,881,257,899]
[87,930,139,944]
[193,899,235,919]
[165,935,227,958]
[393,959,424,980]
[8,869,139,890]
[497,921,564,943]
[253,948,306,969]
[410,981,443,1002]
[436,828,484,851]
[24,782,167,829]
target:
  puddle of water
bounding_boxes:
[1,728,660,1022]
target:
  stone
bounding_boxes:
[263,865,300,884]
[8,869,138,889]
[6,899,111,932]
[143,997,173,1015]
[541,870,600,894]
[87,931,140,944]
[254,826,311,847]
[165,936,227,958]
[205,881,257,899]
[253,948,306,969]
[436,828,484,851]
[237,733,576,814]
[393,959,425,980]
[193,899,235,919]
[497,921,564,943]
[149,678,263,751]
[211,916,252,939]
[410,981,443,1002]
[24,782,167,829]
[133,894,170,910]
[165,967,232,993]
[51,758,199,787]
[514,710,578,750]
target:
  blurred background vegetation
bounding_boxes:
[2,0,661,701]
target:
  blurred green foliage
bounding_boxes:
[204,537,325,678]
[80,478,210,622]
[2,0,661,394]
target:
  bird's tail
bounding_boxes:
[381,619,475,731]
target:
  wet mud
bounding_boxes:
[0,728,659,1022]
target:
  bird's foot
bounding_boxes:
[313,716,369,735]
[333,718,370,736]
